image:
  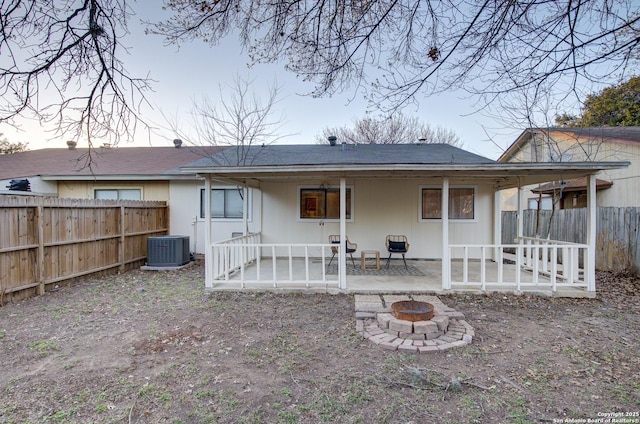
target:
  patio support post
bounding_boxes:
[339,178,347,289]
[517,183,524,241]
[243,182,249,236]
[442,178,450,290]
[204,175,213,288]
[515,183,525,284]
[493,189,502,261]
[586,174,597,292]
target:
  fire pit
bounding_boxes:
[356,295,474,353]
[391,300,434,322]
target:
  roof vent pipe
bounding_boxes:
[328,135,337,146]
[173,139,183,148]
[66,140,77,150]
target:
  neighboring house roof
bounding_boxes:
[0,145,224,181]
[551,126,640,141]
[182,143,628,190]
[531,177,613,194]
[498,126,640,162]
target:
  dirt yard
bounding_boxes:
[0,264,639,424]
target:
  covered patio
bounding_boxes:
[205,234,592,297]
[181,143,627,297]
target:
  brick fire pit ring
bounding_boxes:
[391,300,434,322]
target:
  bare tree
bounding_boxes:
[167,75,288,166]
[0,0,151,150]
[498,88,622,239]
[0,134,27,154]
[316,113,461,146]
[2,1,637,154]
[489,86,573,238]
[150,1,640,113]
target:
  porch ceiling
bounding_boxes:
[194,162,629,190]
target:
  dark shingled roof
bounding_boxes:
[547,126,640,142]
[182,143,495,169]
[0,146,224,180]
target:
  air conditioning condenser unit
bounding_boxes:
[147,236,190,267]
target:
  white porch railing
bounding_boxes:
[208,233,339,289]
[208,235,589,293]
[448,238,589,292]
[517,237,585,285]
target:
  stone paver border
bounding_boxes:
[355,294,475,353]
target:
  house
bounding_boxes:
[0,141,258,253]
[498,127,640,210]
[181,142,628,296]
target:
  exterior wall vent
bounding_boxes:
[147,236,190,267]
[6,179,31,191]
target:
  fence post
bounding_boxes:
[119,206,126,273]
[37,198,45,295]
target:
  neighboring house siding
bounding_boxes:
[0,176,57,196]
[260,178,495,259]
[597,141,640,207]
[501,130,640,210]
[57,181,170,201]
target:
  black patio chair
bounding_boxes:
[328,235,357,268]
[385,235,409,269]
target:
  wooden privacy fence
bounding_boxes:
[0,195,168,303]
[502,207,640,274]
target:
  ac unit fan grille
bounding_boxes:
[147,236,190,267]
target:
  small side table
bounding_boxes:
[361,250,380,270]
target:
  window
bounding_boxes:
[300,187,351,220]
[94,189,141,200]
[421,187,475,220]
[530,138,543,161]
[530,136,574,162]
[528,197,553,210]
[549,149,574,162]
[200,188,245,219]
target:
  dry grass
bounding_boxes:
[0,265,638,423]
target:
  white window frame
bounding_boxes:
[94,187,142,200]
[297,185,354,222]
[527,196,553,210]
[199,186,252,222]
[418,185,478,222]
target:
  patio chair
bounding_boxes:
[328,235,357,268]
[385,235,409,269]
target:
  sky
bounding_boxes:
[0,4,562,160]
